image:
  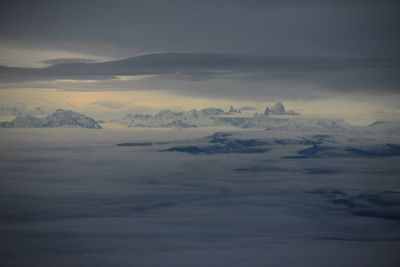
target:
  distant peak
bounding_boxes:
[264,102,299,116]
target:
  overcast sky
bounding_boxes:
[0,0,399,120]
[1,0,400,57]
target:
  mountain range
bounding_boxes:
[0,109,101,129]
[1,104,399,133]
[115,103,353,131]
[120,107,227,128]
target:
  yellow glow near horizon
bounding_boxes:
[0,89,236,111]
[0,88,399,125]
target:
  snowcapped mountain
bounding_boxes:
[0,109,101,129]
[225,105,241,114]
[114,103,400,133]
[6,114,44,128]
[117,104,351,131]
[122,108,224,128]
[120,108,351,131]
[264,102,299,115]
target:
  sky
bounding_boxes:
[0,0,399,123]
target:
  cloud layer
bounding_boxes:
[1,53,399,96]
[1,128,400,266]
[0,1,399,102]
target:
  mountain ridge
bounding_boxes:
[0,109,101,129]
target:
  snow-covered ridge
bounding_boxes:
[112,102,400,133]
[114,103,353,131]
[264,102,299,116]
[120,108,226,128]
[0,109,101,129]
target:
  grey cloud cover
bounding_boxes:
[1,0,399,57]
[1,0,400,99]
[1,53,399,96]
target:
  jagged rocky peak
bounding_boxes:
[273,102,285,113]
[44,109,101,128]
[227,105,241,114]
[0,109,101,129]
[264,102,299,116]
[11,114,44,128]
